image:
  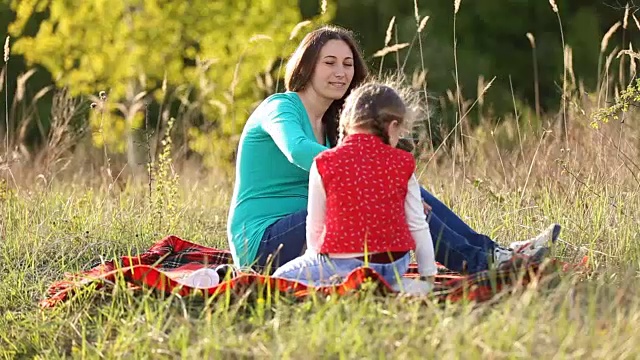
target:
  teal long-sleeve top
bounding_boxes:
[227,91,329,267]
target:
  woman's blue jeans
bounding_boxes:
[254,187,497,274]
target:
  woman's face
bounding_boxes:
[308,40,355,101]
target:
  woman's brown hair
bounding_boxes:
[285,25,368,147]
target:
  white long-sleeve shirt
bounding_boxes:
[305,161,438,277]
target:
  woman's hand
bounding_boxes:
[422,200,432,215]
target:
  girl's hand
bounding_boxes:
[422,200,432,215]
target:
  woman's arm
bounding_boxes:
[262,96,328,171]
[306,161,326,253]
[405,174,438,278]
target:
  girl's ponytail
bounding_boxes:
[368,113,391,145]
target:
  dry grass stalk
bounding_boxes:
[3,36,8,156]
[547,0,566,147]
[617,46,639,81]
[419,76,496,175]
[526,33,536,48]
[629,45,637,81]
[602,46,620,104]
[418,16,430,33]
[38,88,85,176]
[526,32,540,120]
[601,22,621,53]
[15,69,36,102]
[454,0,461,14]
[623,3,630,29]
[412,70,427,90]
[373,43,409,58]
[617,47,640,62]
[477,75,485,107]
[289,21,312,40]
[320,0,327,15]
[15,83,52,152]
[3,36,8,63]
[413,0,420,24]
[480,78,496,103]
[633,14,640,31]
[384,17,396,46]
[564,46,576,86]
[249,35,271,43]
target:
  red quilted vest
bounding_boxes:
[315,133,417,254]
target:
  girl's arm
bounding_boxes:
[262,95,329,171]
[405,174,438,278]
[306,161,327,253]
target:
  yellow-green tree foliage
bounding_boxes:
[9,0,333,170]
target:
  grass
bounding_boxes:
[1,150,640,358]
[2,1,640,358]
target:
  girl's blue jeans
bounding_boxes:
[271,251,411,287]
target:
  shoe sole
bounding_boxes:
[530,246,550,262]
[550,224,561,243]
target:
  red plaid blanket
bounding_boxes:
[39,235,588,309]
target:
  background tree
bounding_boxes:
[1,0,635,173]
[8,0,333,173]
[325,0,627,131]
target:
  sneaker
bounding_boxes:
[493,246,514,268]
[509,224,561,257]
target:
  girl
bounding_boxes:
[272,83,438,287]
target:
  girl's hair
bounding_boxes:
[339,82,414,145]
[285,25,369,147]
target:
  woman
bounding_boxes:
[226,25,559,274]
